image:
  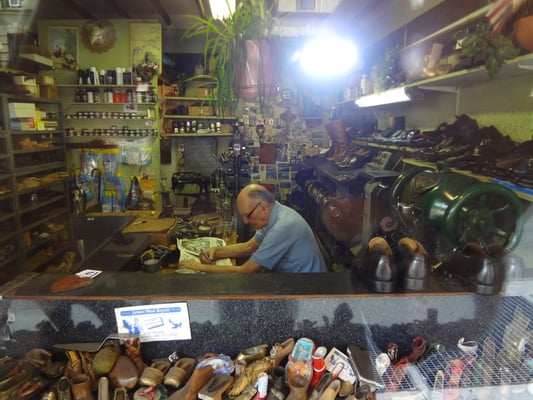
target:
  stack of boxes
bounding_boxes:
[8,101,36,131]
[37,73,57,99]
[11,73,57,99]
[0,25,8,68]
[13,74,39,97]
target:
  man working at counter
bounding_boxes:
[178,183,327,273]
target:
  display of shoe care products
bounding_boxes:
[3,333,533,400]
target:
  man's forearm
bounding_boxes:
[213,241,256,259]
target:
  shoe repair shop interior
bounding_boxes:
[2,0,533,398]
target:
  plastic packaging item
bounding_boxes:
[114,173,127,210]
[103,150,119,180]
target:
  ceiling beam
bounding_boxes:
[56,0,95,19]
[196,0,208,20]
[106,0,132,19]
[149,0,172,26]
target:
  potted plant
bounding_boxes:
[182,0,279,115]
[511,0,533,52]
[458,19,519,79]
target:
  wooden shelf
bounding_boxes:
[163,133,233,137]
[57,84,154,89]
[402,157,533,202]
[164,115,235,120]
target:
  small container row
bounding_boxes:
[72,88,157,104]
[65,111,153,120]
[65,128,158,137]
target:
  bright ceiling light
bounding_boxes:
[355,87,422,107]
[209,0,235,19]
[297,37,357,77]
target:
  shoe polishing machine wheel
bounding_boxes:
[390,168,524,250]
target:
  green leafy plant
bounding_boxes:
[182,0,277,115]
[459,19,519,79]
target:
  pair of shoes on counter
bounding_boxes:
[354,237,430,293]
[432,242,518,295]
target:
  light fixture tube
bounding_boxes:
[355,87,418,107]
[209,0,235,19]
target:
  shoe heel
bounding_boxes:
[371,279,396,293]
[474,283,500,295]
[404,277,428,291]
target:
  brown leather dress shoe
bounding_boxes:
[357,237,397,293]
[433,242,504,295]
[395,237,429,291]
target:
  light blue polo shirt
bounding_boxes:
[250,201,328,273]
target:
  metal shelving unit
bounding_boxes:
[0,92,73,281]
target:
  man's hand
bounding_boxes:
[199,248,216,264]
[178,259,203,271]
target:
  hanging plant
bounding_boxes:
[459,19,519,78]
[182,0,280,115]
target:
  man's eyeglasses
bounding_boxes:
[242,201,261,220]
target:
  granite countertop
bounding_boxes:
[2,270,461,300]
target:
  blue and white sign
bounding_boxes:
[114,302,192,342]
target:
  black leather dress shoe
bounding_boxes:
[357,237,397,293]
[433,243,504,295]
[394,237,429,291]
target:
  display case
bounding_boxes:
[1,272,533,399]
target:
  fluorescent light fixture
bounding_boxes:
[355,87,421,107]
[209,0,235,19]
[297,37,357,77]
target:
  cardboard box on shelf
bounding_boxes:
[15,84,39,98]
[8,102,36,118]
[40,85,57,99]
[195,87,211,98]
[10,118,36,131]
[37,73,56,86]
[13,75,36,86]
[188,105,214,116]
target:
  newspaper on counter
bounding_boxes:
[177,237,233,266]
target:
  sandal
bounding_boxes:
[197,374,233,400]
[164,358,196,388]
[139,360,171,387]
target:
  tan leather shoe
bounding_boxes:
[164,358,196,389]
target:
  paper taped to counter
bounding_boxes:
[177,237,232,266]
